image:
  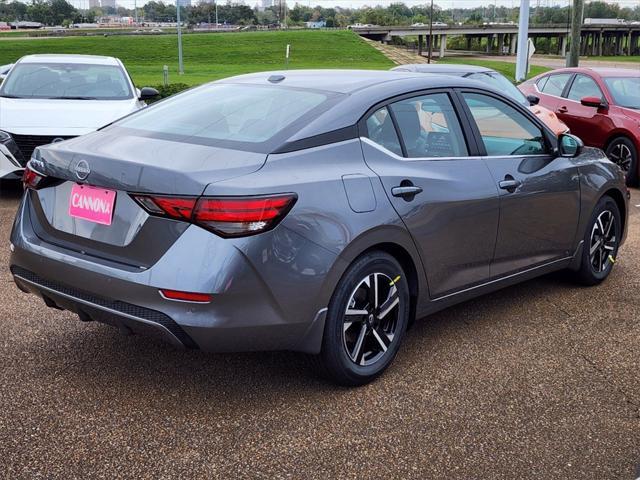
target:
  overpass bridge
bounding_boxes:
[353,23,640,58]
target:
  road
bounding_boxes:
[0,182,639,479]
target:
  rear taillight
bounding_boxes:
[132,194,297,238]
[160,289,212,303]
[22,161,46,190]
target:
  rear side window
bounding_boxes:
[540,73,572,97]
[463,92,548,156]
[389,93,468,158]
[117,84,329,144]
[536,76,549,91]
[567,74,604,101]
[364,106,403,156]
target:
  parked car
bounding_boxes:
[11,70,628,386]
[392,64,569,135]
[519,67,640,185]
[0,54,159,180]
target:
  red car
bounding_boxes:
[519,68,640,185]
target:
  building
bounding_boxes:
[88,0,100,8]
[177,0,191,6]
[101,0,116,9]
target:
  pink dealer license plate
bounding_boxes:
[68,184,116,226]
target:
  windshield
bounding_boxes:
[116,83,330,145]
[604,77,640,109]
[466,72,528,106]
[0,62,132,100]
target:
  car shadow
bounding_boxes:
[30,269,579,402]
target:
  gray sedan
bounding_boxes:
[10,70,628,385]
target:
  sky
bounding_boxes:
[68,0,638,12]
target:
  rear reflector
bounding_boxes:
[132,193,297,238]
[160,289,212,303]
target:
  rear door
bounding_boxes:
[536,72,573,114]
[556,73,612,149]
[361,90,500,299]
[458,90,580,278]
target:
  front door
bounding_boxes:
[361,91,499,298]
[459,90,580,278]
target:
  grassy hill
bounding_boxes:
[0,30,394,87]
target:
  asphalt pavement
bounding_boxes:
[1,181,639,479]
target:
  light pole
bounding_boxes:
[515,0,530,81]
[215,2,218,26]
[427,0,434,63]
[176,0,184,74]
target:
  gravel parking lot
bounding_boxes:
[1,182,638,479]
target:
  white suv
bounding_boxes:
[0,54,158,179]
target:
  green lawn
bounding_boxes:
[437,57,551,82]
[0,30,393,87]
[585,55,640,63]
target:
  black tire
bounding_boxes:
[313,251,411,386]
[605,137,638,186]
[574,195,622,286]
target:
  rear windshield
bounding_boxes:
[115,83,332,148]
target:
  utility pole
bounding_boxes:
[515,0,530,81]
[427,0,434,63]
[134,0,138,25]
[176,0,184,74]
[215,2,218,25]
[566,0,584,67]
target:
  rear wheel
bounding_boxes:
[574,196,621,286]
[605,137,637,186]
[314,251,410,386]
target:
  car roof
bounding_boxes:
[215,69,503,148]
[543,67,639,78]
[17,54,121,66]
[391,64,494,74]
[217,69,470,94]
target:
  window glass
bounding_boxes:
[389,93,468,158]
[540,73,572,97]
[604,77,640,109]
[364,106,403,156]
[536,76,549,91]
[117,84,328,144]
[567,74,603,101]
[467,72,528,106]
[463,92,548,156]
[0,62,132,100]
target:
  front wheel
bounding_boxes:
[314,251,411,386]
[605,137,637,186]
[574,196,621,286]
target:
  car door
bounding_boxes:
[458,90,580,278]
[534,72,573,113]
[360,90,500,298]
[556,73,613,149]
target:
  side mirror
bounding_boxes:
[558,133,583,158]
[139,87,160,101]
[580,96,606,109]
[526,94,540,106]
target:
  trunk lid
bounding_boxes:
[36,127,267,195]
[28,128,267,268]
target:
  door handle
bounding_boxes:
[499,177,521,191]
[391,185,423,198]
[557,105,568,113]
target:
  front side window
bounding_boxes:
[0,62,132,100]
[389,92,468,158]
[540,73,572,97]
[567,74,604,102]
[364,106,403,156]
[463,92,548,157]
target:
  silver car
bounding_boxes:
[10,70,629,385]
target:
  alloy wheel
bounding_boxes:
[608,143,633,173]
[589,210,617,273]
[343,272,401,366]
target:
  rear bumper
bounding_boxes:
[9,193,335,353]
